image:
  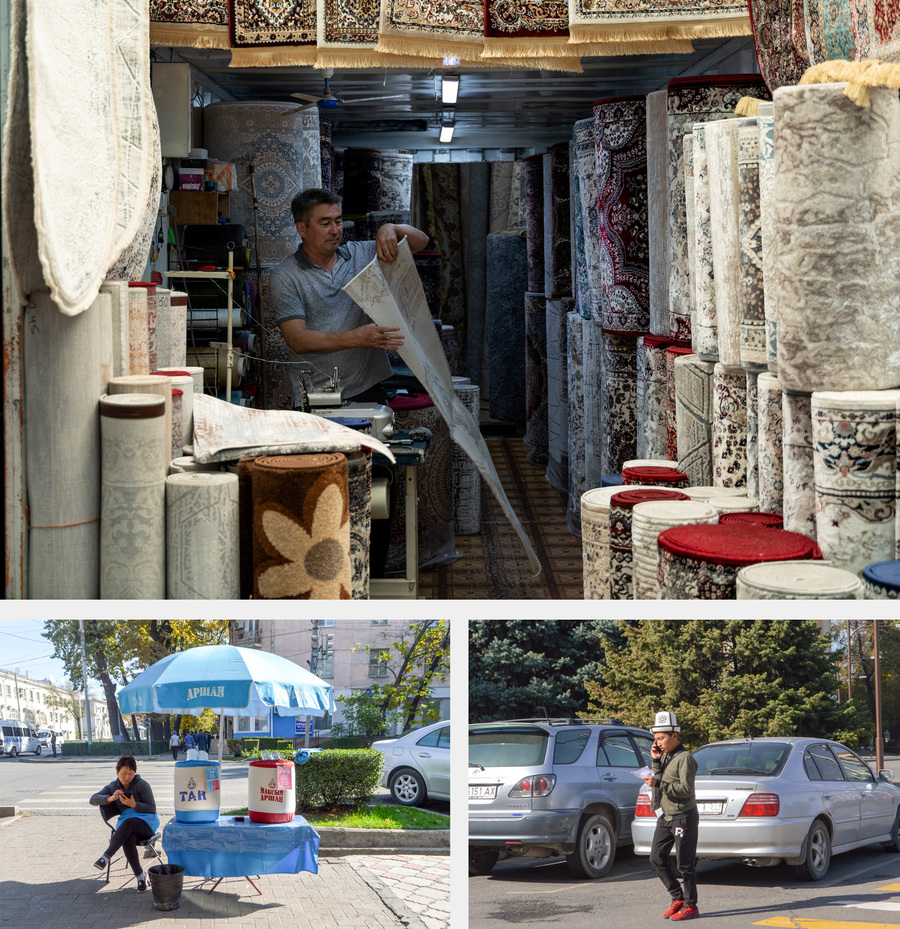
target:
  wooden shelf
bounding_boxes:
[169,190,230,225]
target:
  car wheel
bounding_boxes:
[882,808,900,853]
[793,819,831,881]
[34,745,41,756]
[566,813,616,879]
[469,848,500,876]
[10,747,17,758]
[390,768,426,807]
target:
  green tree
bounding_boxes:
[586,620,870,748]
[469,620,628,723]
[331,692,399,745]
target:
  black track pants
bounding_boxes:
[104,817,153,876]
[648,808,699,908]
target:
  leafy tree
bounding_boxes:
[469,620,628,723]
[358,620,450,731]
[331,691,399,745]
[586,620,870,748]
[44,689,86,738]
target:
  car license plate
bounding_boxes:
[697,801,724,815]
[469,785,498,799]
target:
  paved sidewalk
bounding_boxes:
[0,814,449,929]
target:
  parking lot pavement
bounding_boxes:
[0,814,425,929]
[347,854,451,929]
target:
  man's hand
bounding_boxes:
[643,775,659,787]
[354,322,404,350]
[375,224,401,263]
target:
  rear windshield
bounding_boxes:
[694,742,791,777]
[469,728,549,767]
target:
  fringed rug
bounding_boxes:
[166,472,240,599]
[525,294,549,467]
[602,331,639,473]
[773,83,900,393]
[811,389,900,575]
[666,77,770,343]
[482,0,570,58]
[150,0,230,48]
[100,394,167,599]
[486,233,527,422]
[712,362,748,488]
[594,96,650,334]
[646,90,670,337]
[573,118,603,321]
[757,372,784,514]
[548,142,572,299]
[461,162,490,383]
[376,0,484,60]
[567,312,587,535]
[524,155,545,294]
[782,388,817,540]
[674,353,716,486]
[756,102,778,374]
[204,104,321,265]
[249,453,351,599]
[315,0,379,67]
[692,123,718,360]
[228,0,317,66]
[748,0,808,91]
[546,297,571,494]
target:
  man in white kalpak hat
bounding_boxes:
[643,711,699,921]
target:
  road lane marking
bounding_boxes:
[878,886,900,892]
[833,903,900,913]
[755,918,900,929]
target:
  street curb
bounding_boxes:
[330,858,431,929]
[316,826,449,850]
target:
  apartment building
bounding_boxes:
[0,668,111,739]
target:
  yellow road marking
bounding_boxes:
[877,885,900,892]
[755,918,900,929]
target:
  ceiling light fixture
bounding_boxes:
[439,123,454,143]
[441,74,459,105]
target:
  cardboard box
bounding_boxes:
[205,162,238,192]
[178,167,204,191]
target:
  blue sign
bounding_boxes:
[294,719,315,737]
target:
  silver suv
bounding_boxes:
[469,717,654,878]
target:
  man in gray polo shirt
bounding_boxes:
[269,188,430,408]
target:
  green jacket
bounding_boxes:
[651,744,697,819]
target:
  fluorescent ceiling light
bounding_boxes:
[439,123,454,143]
[442,75,459,105]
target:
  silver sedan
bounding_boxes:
[632,737,900,880]
[372,719,450,807]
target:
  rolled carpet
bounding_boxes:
[346,450,372,600]
[757,372,784,514]
[127,285,149,375]
[107,374,173,471]
[339,148,382,214]
[601,330,639,474]
[708,495,759,514]
[666,343,693,461]
[646,89,670,337]
[100,393,167,599]
[166,472,240,599]
[737,118,766,370]
[682,485,746,501]
[782,388,817,540]
[486,233,527,422]
[546,297,570,494]
[574,117,603,321]
[692,123,718,360]
[713,362,748,488]
[100,281,131,378]
[736,561,863,599]
[249,453,351,599]
[862,561,900,599]
[675,353,716,487]
[622,466,688,488]
[523,155,545,294]
[811,389,900,575]
[720,511,783,528]
[772,84,900,393]
[524,292,549,466]
[583,319,605,492]
[756,102,778,374]
[380,151,414,210]
[567,312,586,536]
[637,335,673,460]
[548,141,572,299]
[452,381,482,534]
[746,369,760,500]
[658,522,821,599]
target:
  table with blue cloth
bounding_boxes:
[162,815,319,893]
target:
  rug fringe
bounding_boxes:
[149,24,231,49]
[568,17,750,44]
[799,58,900,107]
[481,35,573,58]
[228,46,318,68]
[374,34,484,60]
[575,37,694,55]
[735,96,761,116]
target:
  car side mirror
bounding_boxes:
[878,769,894,782]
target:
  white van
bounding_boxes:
[0,720,42,756]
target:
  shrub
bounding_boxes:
[61,740,168,757]
[295,749,384,812]
[241,738,259,756]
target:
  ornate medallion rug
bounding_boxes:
[376,0,485,60]
[24,294,103,598]
[525,294,549,467]
[548,141,573,298]
[343,237,541,574]
[773,83,900,394]
[524,155,546,293]
[100,394,168,599]
[692,123,718,359]
[316,0,380,67]
[228,0,317,66]
[674,352,716,486]
[757,371,784,514]
[204,103,321,266]
[483,0,571,58]
[166,472,240,599]
[594,96,650,334]
[486,233,527,422]
[782,388,817,539]
[250,453,352,599]
[811,389,900,575]
[150,0,229,48]
[646,90,670,337]
[583,319,606,491]
[748,0,808,91]
[666,77,770,343]
[737,118,766,369]
[567,312,587,535]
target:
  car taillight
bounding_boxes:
[738,793,780,817]
[509,775,556,798]
[635,793,654,817]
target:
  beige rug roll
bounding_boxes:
[169,292,188,369]
[782,388,816,540]
[712,362,747,487]
[166,471,240,599]
[756,102,777,374]
[773,84,900,392]
[745,369,760,500]
[737,118,765,370]
[675,353,716,486]
[100,281,131,378]
[127,285,149,375]
[108,374,172,470]
[100,393,167,599]
[646,90,670,337]
[692,123,718,361]
[757,372,784,514]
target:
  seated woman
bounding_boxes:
[89,755,159,893]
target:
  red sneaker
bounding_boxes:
[662,901,685,919]
[670,906,699,921]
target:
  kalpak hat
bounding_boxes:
[650,711,681,733]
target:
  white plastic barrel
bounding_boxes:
[248,759,295,823]
[174,761,221,823]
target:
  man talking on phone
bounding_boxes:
[643,711,699,921]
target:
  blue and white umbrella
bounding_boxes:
[117,644,335,762]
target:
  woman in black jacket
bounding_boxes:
[89,755,159,893]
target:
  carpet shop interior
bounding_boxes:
[4,0,900,601]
